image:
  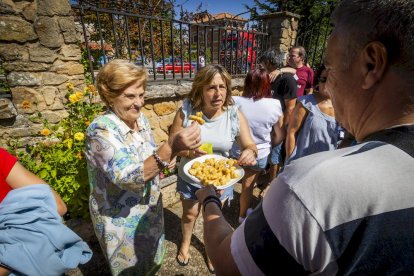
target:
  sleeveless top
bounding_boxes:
[177,99,240,184]
[287,94,342,163]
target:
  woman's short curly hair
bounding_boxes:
[95,59,147,106]
[188,64,233,110]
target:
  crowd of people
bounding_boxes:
[1,0,413,275]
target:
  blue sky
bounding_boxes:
[174,0,256,20]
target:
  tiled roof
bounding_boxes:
[194,12,248,23]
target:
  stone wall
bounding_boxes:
[259,11,301,58]
[0,0,288,148]
[0,0,84,147]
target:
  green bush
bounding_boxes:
[8,84,104,218]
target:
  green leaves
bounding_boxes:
[8,84,103,219]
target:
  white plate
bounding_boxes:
[183,154,245,190]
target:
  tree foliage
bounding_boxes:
[74,0,179,62]
[245,0,339,68]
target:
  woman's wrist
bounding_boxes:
[243,144,258,158]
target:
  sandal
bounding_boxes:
[176,251,190,266]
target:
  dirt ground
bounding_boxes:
[65,174,269,276]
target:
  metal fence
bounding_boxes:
[71,2,271,83]
[296,3,336,70]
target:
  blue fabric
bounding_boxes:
[270,144,282,165]
[243,155,268,171]
[0,184,92,276]
[176,176,234,201]
[287,95,342,164]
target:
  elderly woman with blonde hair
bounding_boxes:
[85,59,201,275]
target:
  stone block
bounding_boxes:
[51,60,84,75]
[0,44,29,61]
[153,101,177,116]
[0,98,17,119]
[152,127,168,144]
[281,28,289,39]
[0,0,16,15]
[11,86,47,113]
[29,47,57,63]
[22,1,37,22]
[3,61,50,72]
[159,112,176,133]
[37,0,71,16]
[291,19,299,31]
[140,105,155,119]
[148,116,159,130]
[7,124,43,138]
[39,86,58,105]
[41,72,68,85]
[34,16,63,48]
[0,16,37,43]
[8,72,40,86]
[58,17,80,43]
[41,110,68,123]
[59,44,82,61]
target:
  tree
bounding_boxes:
[74,0,178,62]
[245,0,339,68]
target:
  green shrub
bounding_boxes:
[8,84,104,218]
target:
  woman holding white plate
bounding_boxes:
[170,64,257,273]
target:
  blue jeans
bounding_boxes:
[270,144,283,165]
[243,155,268,171]
[176,176,234,201]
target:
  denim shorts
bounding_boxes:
[176,176,234,201]
[270,144,282,165]
[243,155,268,171]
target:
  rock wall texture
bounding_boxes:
[0,1,292,148]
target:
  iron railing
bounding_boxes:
[71,3,271,83]
[296,2,336,70]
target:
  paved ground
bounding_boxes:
[66,174,270,276]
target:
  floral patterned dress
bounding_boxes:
[85,110,164,275]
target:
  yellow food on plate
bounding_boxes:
[188,157,239,186]
[189,111,205,125]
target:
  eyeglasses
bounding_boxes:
[319,77,327,83]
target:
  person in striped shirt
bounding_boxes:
[195,0,414,274]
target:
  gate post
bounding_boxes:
[258,11,300,56]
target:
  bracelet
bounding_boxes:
[153,150,169,169]
[202,195,222,212]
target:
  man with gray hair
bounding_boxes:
[259,50,297,184]
[195,0,414,274]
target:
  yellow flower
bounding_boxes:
[40,128,51,136]
[68,94,79,103]
[74,132,85,141]
[21,100,31,109]
[85,120,90,126]
[89,84,98,96]
[75,91,83,98]
[75,152,83,160]
[66,83,74,90]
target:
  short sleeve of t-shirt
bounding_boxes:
[0,148,17,202]
[283,74,298,100]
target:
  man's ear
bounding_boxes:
[361,41,388,90]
